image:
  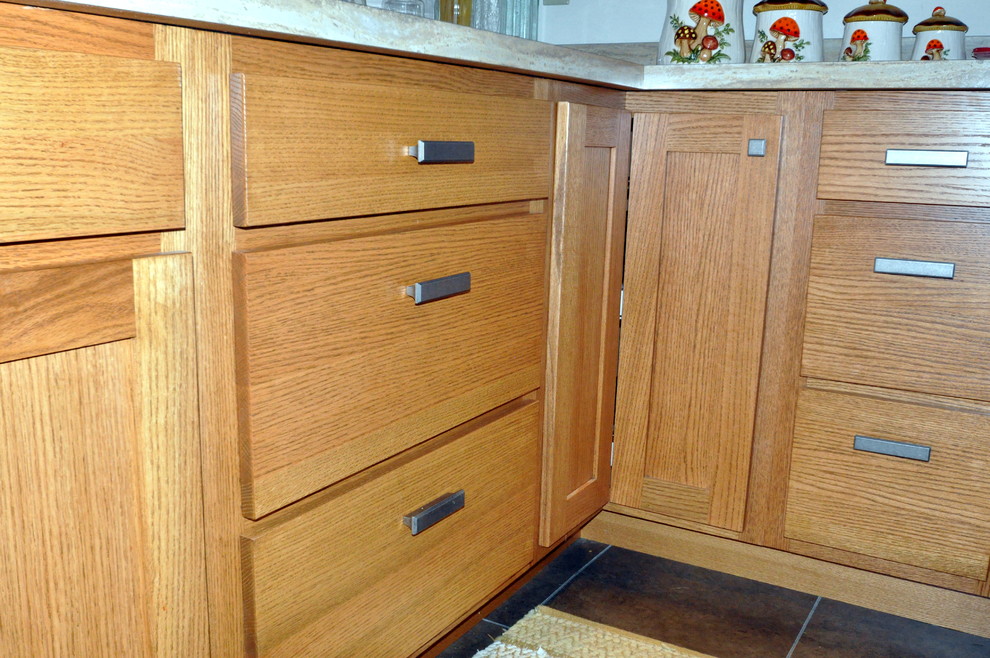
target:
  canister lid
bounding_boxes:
[753,0,828,15]
[843,0,908,25]
[913,6,968,33]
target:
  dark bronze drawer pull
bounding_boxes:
[403,490,465,536]
[874,258,955,280]
[854,435,931,462]
[406,271,471,305]
[884,149,969,168]
[407,140,475,164]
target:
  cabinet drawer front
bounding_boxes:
[0,47,184,243]
[818,110,990,207]
[235,211,546,517]
[242,399,540,657]
[802,215,990,401]
[785,387,990,579]
[231,73,552,227]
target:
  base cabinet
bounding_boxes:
[0,253,208,657]
[612,108,783,534]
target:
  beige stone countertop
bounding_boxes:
[12,0,990,90]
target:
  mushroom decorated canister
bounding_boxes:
[911,6,968,61]
[840,0,909,61]
[750,0,828,64]
[657,0,745,64]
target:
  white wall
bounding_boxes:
[539,0,989,44]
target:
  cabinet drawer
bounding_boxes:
[235,210,546,518]
[802,215,990,401]
[0,46,184,243]
[818,110,990,207]
[242,399,540,657]
[230,73,552,227]
[785,387,990,580]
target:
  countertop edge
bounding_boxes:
[5,0,990,91]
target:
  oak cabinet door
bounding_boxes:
[0,254,208,656]
[540,103,630,546]
[611,111,782,534]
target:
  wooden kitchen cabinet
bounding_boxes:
[0,251,208,657]
[540,102,630,547]
[611,108,783,535]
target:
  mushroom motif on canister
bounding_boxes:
[923,38,945,60]
[755,16,808,63]
[689,0,726,49]
[770,18,800,53]
[843,29,870,60]
[674,24,698,58]
[662,0,737,64]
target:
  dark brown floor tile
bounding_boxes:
[791,598,990,658]
[437,620,505,657]
[545,546,816,658]
[486,538,610,627]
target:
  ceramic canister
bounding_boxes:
[750,0,828,64]
[911,6,968,61]
[657,0,746,64]
[839,0,909,61]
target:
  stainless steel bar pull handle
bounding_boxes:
[407,140,475,164]
[885,149,969,168]
[406,272,471,305]
[854,435,931,462]
[403,490,465,536]
[874,257,955,280]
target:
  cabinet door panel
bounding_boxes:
[0,254,208,656]
[541,103,630,546]
[613,112,782,533]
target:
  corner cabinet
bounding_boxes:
[541,102,630,547]
[611,109,782,535]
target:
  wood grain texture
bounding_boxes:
[624,91,779,114]
[832,91,990,113]
[802,215,990,402]
[234,200,537,252]
[0,342,151,657]
[0,260,135,363]
[0,45,183,243]
[541,103,630,547]
[610,113,670,509]
[236,212,546,517]
[0,253,208,656]
[602,503,743,541]
[230,72,552,226]
[533,79,627,108]
[582,511,990,638]
[822,200,990,225]
[0,233,164,270]
[613,111,782,533]
[242,399,541,657]
[818,110,990,207]
[639,478,710,524]
[786,538,982,594]
[131,254,210,656]
[0,3,154,59]
[742,91,831,548]
[786,387,990,579]
[231,35,535,99]
[155,26,244,657]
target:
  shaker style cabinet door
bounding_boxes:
[611,111,782,533]
[540,103,631,547]
[0,254,208,656]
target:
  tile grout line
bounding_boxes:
[786,596,821,658]
[481,543,614,626]
[537,544,613,607]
